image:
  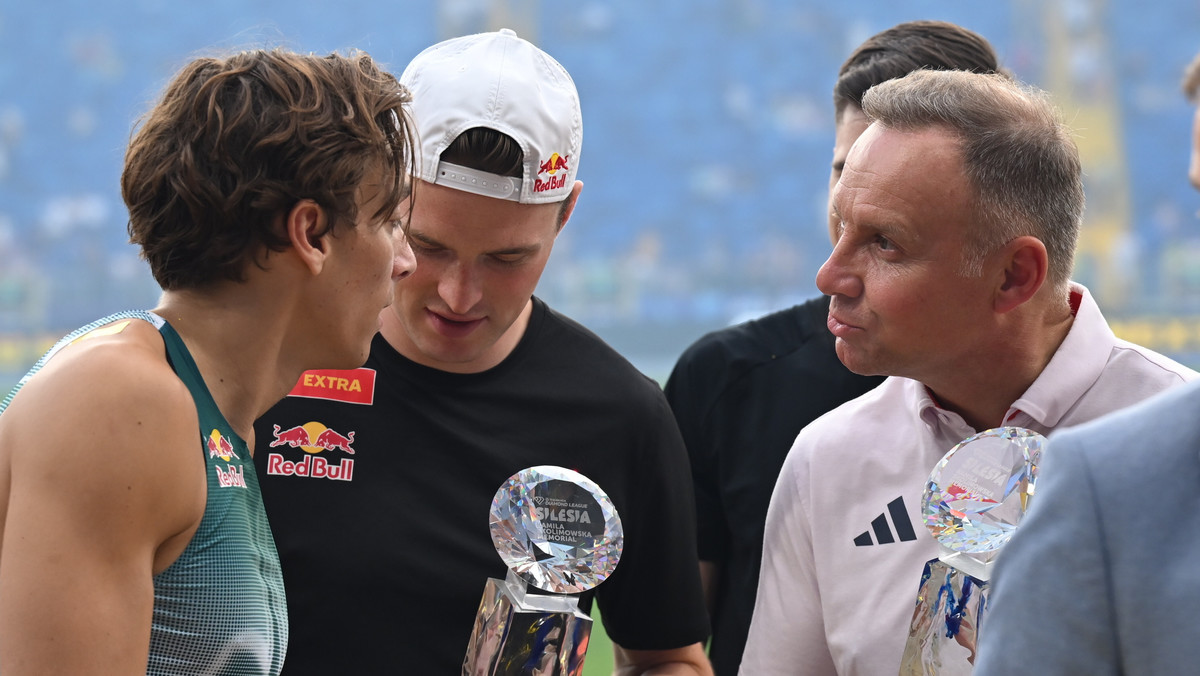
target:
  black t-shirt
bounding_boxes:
[663,295,885,676]
[254,297,709,674]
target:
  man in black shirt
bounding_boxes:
[663,21,1005,675]
[255,29,712,675]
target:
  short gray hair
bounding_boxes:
[861,69,1083,291]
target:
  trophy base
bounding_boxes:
[898,557,990,676]
[936,543,996,582]
[462,570,593,676]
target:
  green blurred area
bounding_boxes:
[584,607,615,675]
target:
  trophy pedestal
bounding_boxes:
[898,556,990,676]
[467,465,622,675]
[462,570,592,676]
[902,427,1045,673]
[935,544,996,583]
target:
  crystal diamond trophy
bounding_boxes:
[462,465,623,676]
[898,427,1045,675]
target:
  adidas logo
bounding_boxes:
[853,496,917,546]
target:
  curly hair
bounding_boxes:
[123,48,415,290]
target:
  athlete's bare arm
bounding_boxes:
[614,642,714,676]
[0,321,206,675]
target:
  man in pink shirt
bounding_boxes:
[740,69,1195,675]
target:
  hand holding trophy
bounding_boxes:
[899,427,1045,675]
[463,466,623,676]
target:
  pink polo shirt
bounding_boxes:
[741,283,1196,676]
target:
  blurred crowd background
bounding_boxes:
[2,0,1199,386]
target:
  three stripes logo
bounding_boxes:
[853,496,917,546]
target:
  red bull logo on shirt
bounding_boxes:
[534,153,570,194]
[265,421,355,481]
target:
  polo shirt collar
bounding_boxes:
[914,283,1112,435]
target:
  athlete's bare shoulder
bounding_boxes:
[0,316,212,672]
[3,316,194,436]
[0,316,207,557]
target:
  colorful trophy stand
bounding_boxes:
[899,427,1046,675]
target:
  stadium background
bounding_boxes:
[3,1,1199,671]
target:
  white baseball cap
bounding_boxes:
[399,28,582,205]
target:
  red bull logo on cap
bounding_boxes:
[534,153,570,194]
[286,368,376,405]
[266,421,355,481]
[538,153,570,176]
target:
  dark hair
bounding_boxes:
[441,126,572,226]
[863,70,1083,291]
[834,20,1004,120]
[123,48,415,290]
[441,127,524,178]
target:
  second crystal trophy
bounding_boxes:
[898,427,1046,675]
[462,465,623,676]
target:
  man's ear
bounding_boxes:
[555,180,584,233]
[994,235,1048,314]
[286,199,329,275]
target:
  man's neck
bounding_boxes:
[926,295,1076,432]
[155,289,298,443]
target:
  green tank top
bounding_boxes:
[3,311,288,675]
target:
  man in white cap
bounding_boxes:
[254,30,713,674]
